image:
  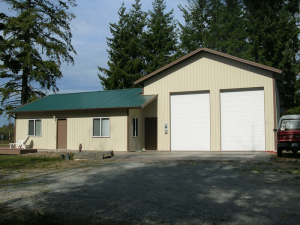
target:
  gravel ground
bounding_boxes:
[1,160,300,224]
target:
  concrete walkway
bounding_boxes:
[113,151,273,162]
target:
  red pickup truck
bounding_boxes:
[277,115,300,157]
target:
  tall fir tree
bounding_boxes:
[98,0,147,90]
[98,4,129,90]
[178,0,210,54]
[179,0,247,57]
[204,0,224,50]
[216,0,248,57]
[243,0,300,108]
[0,12,21,76]
[0,0,77,113]
[144,0,179,74]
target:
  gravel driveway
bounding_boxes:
[1,160,300,224]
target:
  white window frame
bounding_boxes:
[133,117,138,137]
[92,117,110,137]
[28,119,42,136]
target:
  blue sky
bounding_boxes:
[0,0,186,126]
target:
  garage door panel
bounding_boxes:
[221,89,265,151]
[171,93,210,151]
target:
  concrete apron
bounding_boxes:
[112,151,273,162]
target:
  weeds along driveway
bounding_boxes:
[1,160,300,224]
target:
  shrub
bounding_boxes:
[283,106,300,115]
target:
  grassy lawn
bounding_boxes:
[0,152,76,171]
[0,155,60,170]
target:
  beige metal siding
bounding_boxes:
[144,52,276,151]
[16,113,57,149]
[128,109,144,151]
[128,99,157,151]
[143,98,157,118]
[16,110,127,151]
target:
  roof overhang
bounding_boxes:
[9,106,141,114]
[141,94,157,109]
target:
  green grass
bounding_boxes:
[0,155,62,170]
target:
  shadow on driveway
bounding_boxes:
[0,160,299,224]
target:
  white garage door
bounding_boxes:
[221,89,265,151]
[171,93,210,151]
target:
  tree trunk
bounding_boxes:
[21,68,29,105]
[20,0,31,105]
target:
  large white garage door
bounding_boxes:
[171,93,210,151]
[221,89,265,151]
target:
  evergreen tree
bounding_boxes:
[204,0,224,50]
[0,122,15,141]
[216,0,248,57]
[144,0,179,74]
[98,0,147,90]
[0,13,4,38]
[98,4,129,90]
[243,0,300,108]
[179,0,247,57]
[178,0,210,54]
[0,12,22,77]
[0,0,76,114]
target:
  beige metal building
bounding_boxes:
[11,48,282,151]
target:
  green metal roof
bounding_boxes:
[11,88,155,113]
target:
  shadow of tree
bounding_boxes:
[0,161,299,224]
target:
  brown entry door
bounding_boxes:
[57,119,67,149]
[145,117,157,150]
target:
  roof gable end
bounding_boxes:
[134,48,282,85]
